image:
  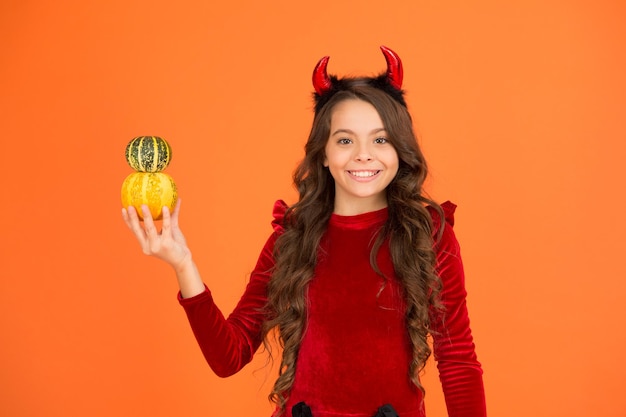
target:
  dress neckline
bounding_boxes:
[329,206,388,229]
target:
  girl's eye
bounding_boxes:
[338,138,352,145]
[374,137,389,144]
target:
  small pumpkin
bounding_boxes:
[121,172,178,220]
[125,136,172,172]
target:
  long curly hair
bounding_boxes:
[262,80,444,414]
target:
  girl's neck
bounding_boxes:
[332,196,388,216]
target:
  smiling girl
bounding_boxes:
[122,46,486,417]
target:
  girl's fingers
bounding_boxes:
[169,199,182,229]
[142,205,158,241]
[123,203,184,257]
[124,205,140,225]
[161,206,172,236]
[123,206,147,243]
[121,207,129,223]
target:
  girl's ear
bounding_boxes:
[323,154,329,167]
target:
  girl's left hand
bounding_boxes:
[121,199,192,274]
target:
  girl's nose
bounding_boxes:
[355,145,374,162]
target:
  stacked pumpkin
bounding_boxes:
[121,136,178,220]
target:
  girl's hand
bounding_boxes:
[121,199,192,273]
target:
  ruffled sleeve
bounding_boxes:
[178,200,286,377]
[271,199,288,233]
[428,201,487,417]
[427,200,457,231]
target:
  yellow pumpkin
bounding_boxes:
[125,136,172,172]
[121,172,177,220]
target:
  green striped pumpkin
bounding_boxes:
[125,136,172,172]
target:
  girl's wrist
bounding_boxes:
[173,252,194,277]
[174,255,205,298]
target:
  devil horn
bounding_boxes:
[380,45,403,90]
[312,55,332,96]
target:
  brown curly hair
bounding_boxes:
[262,80,444,414]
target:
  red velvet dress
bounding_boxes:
[179,201,486,417]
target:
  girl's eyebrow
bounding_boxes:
[330,127,387,136]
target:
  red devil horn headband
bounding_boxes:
[312,56,332,96]
[380,45,404,90]
[312,45,404,96]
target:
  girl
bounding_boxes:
[122,46,486,417]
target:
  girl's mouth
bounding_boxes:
[348,170,380,178]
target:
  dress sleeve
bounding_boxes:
[177,200,288,377]
[428,201,487,417]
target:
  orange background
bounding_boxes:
[1,1,625,416]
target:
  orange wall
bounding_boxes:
[1,1,625,416]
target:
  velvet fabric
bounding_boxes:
[179,201,486,417]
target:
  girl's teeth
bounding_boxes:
[351,171,378,177]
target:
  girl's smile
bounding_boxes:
[347,170,381,179]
